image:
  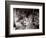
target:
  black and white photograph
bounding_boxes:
[13,8,39,30]
[5,1,45,37]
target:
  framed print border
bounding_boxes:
[5,1,45,37]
